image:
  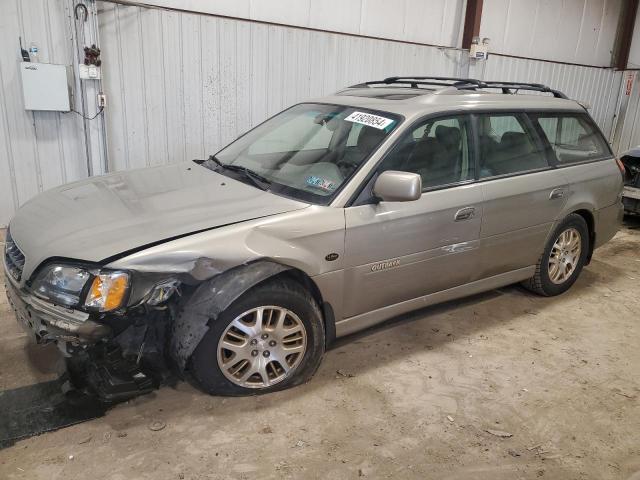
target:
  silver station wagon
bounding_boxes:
[4,77,624,399]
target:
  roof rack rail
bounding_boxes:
[460,80,568,99]
[350,76,567,99]
[351,76,486,89]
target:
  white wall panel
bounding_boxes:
[142,0,251,18]
[249,0,311,27]
[360,0,407,40]
[98,3,463,171]
[404,0,465,47]
[139,7,169,167]
[629,6,640,68]
[481,0,622,67]
[308,0,362,34]
[110,0,466,48]
[0,0,89,227]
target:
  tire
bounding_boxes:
[190,278,325,396]
[522,213,589,296]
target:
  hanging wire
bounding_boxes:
[63,105,104,120]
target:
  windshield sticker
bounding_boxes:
[306,176,336,192]
[345,111,395,130]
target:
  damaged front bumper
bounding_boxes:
[4,278,171,402]
[5,279,111,344]
[622,185,640,214]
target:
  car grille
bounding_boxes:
[4,229,26,282]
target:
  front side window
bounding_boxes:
[533,113,610,164]
[206,103,400,204]
[477,114,548,178]
[378,115,473,189]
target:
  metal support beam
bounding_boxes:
[66,0,109,176]
[612,0,639,70]
[462,0,484,50]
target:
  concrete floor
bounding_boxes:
[0,221,639,480]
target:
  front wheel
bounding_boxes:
[190,279,325,396]
[522,213,589,296]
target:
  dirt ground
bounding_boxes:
[0,220,639,480]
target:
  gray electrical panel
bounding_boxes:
[20,62,72,112]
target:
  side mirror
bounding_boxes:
[373,171,422,202]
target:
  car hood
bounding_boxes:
[9,161,308,279]
[622,146,640,158]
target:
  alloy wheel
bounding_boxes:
[548,227,582,285]
[216,306,307,388]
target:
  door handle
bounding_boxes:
[549,188,565,200]
[454,207,475,221]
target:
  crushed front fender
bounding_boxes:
[170,261,291,370]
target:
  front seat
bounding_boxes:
[340,125,387,168]
[419,125,461,187]
[405,136,444,183]
[356,125,387,156]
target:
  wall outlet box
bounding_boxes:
[469,44,489,60]
[20,62,72,112]
[79,64,101,80]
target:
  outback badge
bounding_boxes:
[371,259,400,272]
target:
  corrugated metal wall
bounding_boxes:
[615,72,640,154]
[98,2,463,171]
[0,0,89,227]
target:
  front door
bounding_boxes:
[343,115,483,318]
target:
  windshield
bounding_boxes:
[205,103,401,204]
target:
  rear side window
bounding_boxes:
[477,114,548,178]
[532,113,610,164]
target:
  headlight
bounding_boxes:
[32,265,129,312]
[85,272,129,311]
[32,265,91,307]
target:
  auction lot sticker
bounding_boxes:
[345,111,394,130]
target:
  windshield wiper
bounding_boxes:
[206,155,271,191]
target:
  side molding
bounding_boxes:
[335,266,535,338]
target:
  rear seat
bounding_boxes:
[483,131,547,175]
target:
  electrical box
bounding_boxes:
[79,64,101,80]
[469,43,489,60]
[20,62,72,112]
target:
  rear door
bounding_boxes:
[475,112,569,279]
[531,112,620,209]
[343,114,483,318]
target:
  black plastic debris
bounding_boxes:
[84,346,156,403]
[0,379,107,449]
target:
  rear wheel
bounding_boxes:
[522,214,589,296]
[190,279,325,396]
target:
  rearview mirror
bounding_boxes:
[373,171,422,202]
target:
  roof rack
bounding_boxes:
[350,76,567,99]
[465,80,567,99]
[351,76,485,89]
